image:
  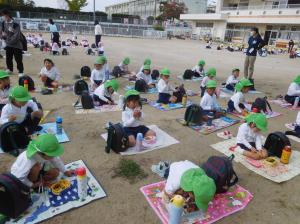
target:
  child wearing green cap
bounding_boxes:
[233,113,268,160]
[93,79,118,106]
[39,59,60,88]
[11,134,74,188]
[227,78,253,114]
[122,90,156,147]
[284,75,300,106]
[138,58,152,73]
[200,68,216,97]
[0,70,11,111]
[90,56,108,90]
[225,68,240,91]
[157,68,177,104]
[0,86,43,134]
[192,60,206,78]
[136,64,155,89]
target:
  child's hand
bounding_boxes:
[64,170,75,177]
[9,115,17,121]
[133,110,140,118]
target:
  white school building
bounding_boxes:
[180,0,300,44]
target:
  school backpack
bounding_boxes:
[251,97,272,113]
[183,69,194,80]
[74,79,89,96]
[40,40,45,46]
[201,155,238,194]
[0,173,32,218]
[173,85,186,103]
[184,104,203,125]
[91,43,96,49]
[0,122,30,154]
[105,122,129,153]
[2,22,27,52]
[80,66,91,78]
[62,41,66,46]
[112,66,123,78]
[81,90,94,109]
[135,79,148,92]
[62,48,68,55]
[18,75,35,91]
[264,132,291,158]
[151,69,159,80]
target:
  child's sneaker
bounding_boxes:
[18,73,24,77]
[151,161,170,178]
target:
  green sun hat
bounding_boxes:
[26,134,64,159]
[206,80,217,88]
[180,168,216,212]
[232,68,240,73]
[9,86,32,102]
[160,68,170,76]
[125,89,140,99]
[0,70,9,79]
[246,113,268,131]
[123,57,130,65]
[198,60,205,66]
[235,82,243,92]
[239,78,253,87]
[94,56,106,65]
[207,68,216,77]
[144,58,152,66]
[104,79,119,92]
[293,75,300,84]
[143,64,151,70]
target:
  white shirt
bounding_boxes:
[1,100,39,124]
[201,76,211,88]
[236,123,263,150]
[192,65,205,76]
[122,107,144,128]
[52,43,59,52]
[95,24,103,35]
[200,92,220,110]
[94,84,112,102]
[90,68,106,84]
[157,79,175,94]
[40,66,60,81]
[0,87,10,105]
[11,151,66,187]
[230,92,245,113]
[165,160,199,194]
[287,82,300,96]
[226,75,239,85]
[136,72,153,85]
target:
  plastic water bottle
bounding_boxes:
[136,133,143,151]
[207,112,214,126]
[56,117,63,135]
[118,95,124,109]
[168,195,184,224]
[76,167,88,200]
[293,97,299,109]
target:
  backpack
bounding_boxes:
[0,173,31,218]
[62,48,68,55]
[251,97,272,113]
[40,40,44,46]
[80,66,91,78]
[2,22,27,51]
[183,69,194,80]
[87,48,94,55]
[0,122,30,154]
[74,79,89,96]
[62,41,66,46]
[201,155,238,194]
[264,132,291,158]
[151,69,159,80]
[18,75,35,91]
[184,104,203,125]
[105,122,129,153]
[81,90,94,109]
[91,43,96,48]
[173,85,186,103]
[135,79,148,92]
[112,66,123,78]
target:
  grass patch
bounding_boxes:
[112,158,148,184]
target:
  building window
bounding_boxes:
[195,23,213,28]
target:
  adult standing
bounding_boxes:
[244,27,265,90]
[0,9,24,77]
[48,19,60,47]
[94,20,102,47]
[288,39,294,53]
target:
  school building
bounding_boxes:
[105,0,208,19]
[180,0,300,45]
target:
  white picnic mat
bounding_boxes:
[101,125,179,155]
[75,105,121,114]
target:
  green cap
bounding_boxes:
[207,68,216,77]
[143,64,151,70]
[144,58,152,66]
[180,168,216,212]
[125,89,140,99]
[94,56,106,65]
[294,75,300,84]
[104,79,119,92]
[246,113,268,131]
[239,78,253,87]
[235,82,243,92]
[206,80,217,88]
[160,68,170,76]
[0,70,9,79]
[198,60,205,66]
[26,134,64,159]
[9,86,32,102]
[123,57,130,65]
[232,68,240,73]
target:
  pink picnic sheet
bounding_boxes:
[270,99,300,110]
[140,181,253,224]
[228,111,282,120]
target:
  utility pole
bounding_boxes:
[93,0,96,22]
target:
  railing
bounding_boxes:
[221,3,300,11]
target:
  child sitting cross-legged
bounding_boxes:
[0,70,11,111]
[157,68,177,104]
[285,111,300,138]
[135,64,155,91]
[192,60,206,78]
[139,58,152,73]
[122,90,156,147]
[93,79,119,106]
[225,68,240,91]
[284,75,300,106]
[11,134,74,188]
[90,56,108,90]
[39,59,60,88]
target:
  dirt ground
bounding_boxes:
[1,34,300,224]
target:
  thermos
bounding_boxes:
[136,133,143,151]
[281,145,292,164]
[207,111,214,126]
[76,167,88,200]
[182,94,187,107]
[56,116,63,135]
[168,195,184,224]
[24,79,29,91]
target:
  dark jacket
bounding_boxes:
[0,20,23,50]
[246,35,264,56]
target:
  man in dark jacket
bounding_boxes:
[244,27,265,90]
[0,9,24,77]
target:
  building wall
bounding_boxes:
[184,0,207,14]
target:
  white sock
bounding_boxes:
[236,147,245,154]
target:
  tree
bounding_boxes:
[25,0,35,7]
[0,0,25,6]
[159,2,186,21]
[64,0,88,12]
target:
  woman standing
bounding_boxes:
[48,19,60,47]
[94,20,102,47]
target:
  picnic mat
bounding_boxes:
[6,160,106,224]
[149,101,192,111]
[176,116,239,135]
[229,111,282,120]
[101,125,179,155]
[270,99,300,110]
[125,85,158,94]
[37,122,70,143]
[75,105,121,114]
[220,88,262,95]
[140,181,253,224]
[177,75,203,82]
[211,138,300,183]
[285,123,300,143]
